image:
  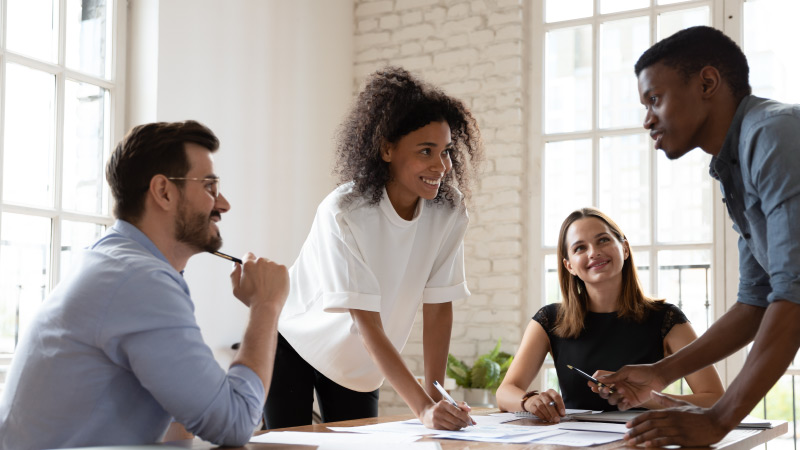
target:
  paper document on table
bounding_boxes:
[737,415,773,429]
[555,421,630,434]
[513,409,600,420]
[250,431,421,445]
[328,420,432,436]
[318,442,441,450]
[429,422,560,439]
[533,430,625,446]
[432,427,566,443]
[475,413,520,425]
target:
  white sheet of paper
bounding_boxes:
[432,428,568,443]
[250,431,421,445]
[317,443,441,450]
[555,421,630,434]
[328,421,432,436]
[534,429,625,446]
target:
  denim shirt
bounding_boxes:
[709,95,800,307]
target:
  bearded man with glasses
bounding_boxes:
[0,121,288,450]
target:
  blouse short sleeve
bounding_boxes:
[660,303,689,339]
[287,201,382,315]
[532,304,558,333]
[422,205,470,303]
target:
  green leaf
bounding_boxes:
[446,354,471,388]
[470,358,500,389]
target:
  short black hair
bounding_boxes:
[106,121,219,222]
[634,26,751,101]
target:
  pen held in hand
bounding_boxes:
[210,251,242,264]
[567,364,616,393]
[433,380,475,426]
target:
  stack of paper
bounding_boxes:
[322,416,626,446]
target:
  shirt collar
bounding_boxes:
[709,95,754,180]
[111,219,173,268]
[379,187,424,228]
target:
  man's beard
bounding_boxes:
[175,201,222,253]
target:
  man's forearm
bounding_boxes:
[657,302,763,384]
[711,300,800,429]
[231,304,282,393]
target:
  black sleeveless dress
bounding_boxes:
[532,302,688,411]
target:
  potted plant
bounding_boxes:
[446,339,513,407]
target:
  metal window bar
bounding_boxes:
[543,263,712,397]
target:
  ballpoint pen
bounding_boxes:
[433,380,475,426]
[210,251,243,264]
[567,364,616,393]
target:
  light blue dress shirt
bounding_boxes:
[0,220,264,449]
[710,95,800,307]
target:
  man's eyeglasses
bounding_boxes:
[167,177,221,198]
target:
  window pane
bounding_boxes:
[601,0,648,15]
[632,251,650,295]
[66,0,112,78]
[657,6,709,41]
[63,81,110,214]
[543,139,592,246]
[544,254,561,304]
[600,16,649,129]
[744,0,800,103]
[545,25,592,133]
[60,221,104,280]
[3,64,56,207]
[656,150,713,244]
[544,367,560,392]
[6,0,58,62]
[0,213,51,353]
[599,134,650,244]
[658,249,712,334]
[546,0,592,23]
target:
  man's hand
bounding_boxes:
[597,364,666,410]
[624,393,729,447]
[230,252,289,311]
[420,400,474,430]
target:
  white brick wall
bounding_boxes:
[353,0,526,416]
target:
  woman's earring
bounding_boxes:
[574,276,582,294]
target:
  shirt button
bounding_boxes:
[744,233,751,239]
[722,198,727,203]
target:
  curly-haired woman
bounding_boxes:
[265,67,483,431]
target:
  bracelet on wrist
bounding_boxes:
[520,390,539,412]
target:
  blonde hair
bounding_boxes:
[554,207,663,338]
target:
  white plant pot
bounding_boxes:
[462,388,495,407]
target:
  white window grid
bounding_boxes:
[527,0,730,389]
[0,0,124,360]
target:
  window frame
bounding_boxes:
[0,0,126,367]
[526,0,738,390]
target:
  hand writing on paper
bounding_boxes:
[421,399,474,430]
[522,388,566,423]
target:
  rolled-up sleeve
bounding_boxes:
[423,209,470,304]
[765,198,800,304]
[737,236,772,308]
